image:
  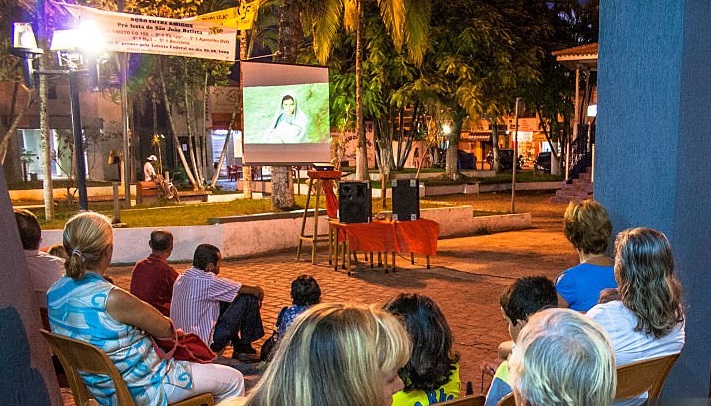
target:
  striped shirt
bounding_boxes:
[170,267,241,345]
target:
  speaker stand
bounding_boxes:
[296,170,342,264]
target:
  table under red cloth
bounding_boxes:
[334,218,439,256]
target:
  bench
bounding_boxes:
[136,181,159,204]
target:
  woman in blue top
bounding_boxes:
[555,200,618,312]
[47,212,244,405]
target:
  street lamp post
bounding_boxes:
[11,23,99,211]
[68,70,88,210]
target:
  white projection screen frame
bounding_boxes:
[241,61,331,165]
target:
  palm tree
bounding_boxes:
[299,0,430,180]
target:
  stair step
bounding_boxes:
[556,189,593,198]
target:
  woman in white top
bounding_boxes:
[588,227,685,406]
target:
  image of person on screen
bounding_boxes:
[265,94,309,143]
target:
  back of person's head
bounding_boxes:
[246,303,411,406]
[149,230,173,252]
[383,293,458,392]
[291,275,321,306]
[192,244,220,270]
[563,199,612,255]
[509,308,616,406]
[615,227,684,338]
[500,276,557,326]
[63,212,114,280]
[47,243,68,260]
[14,209,42,250]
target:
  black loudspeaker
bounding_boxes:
[392,179,420,221]
[339,181,372,223]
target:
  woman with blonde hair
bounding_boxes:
[556,199,618,311]
[588,227,685,405]
[246,303,411,406]
[47,212,244,405]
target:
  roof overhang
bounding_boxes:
[552,43,598,71]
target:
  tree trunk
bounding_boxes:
[184,65,203,190]
[239,31,253,199]
[445,112,464,180]
[0,84,32,165]
[354,0,368,181]
[269,0,300,209]
[491,116,501,173]
[37,3,54,220]
[159,57,199,189]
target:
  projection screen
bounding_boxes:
[241,61,331,165]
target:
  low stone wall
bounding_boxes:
[9,185,136,201]
[39,206,531,264]
[478,181,561,193]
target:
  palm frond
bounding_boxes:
[377,0,406,50]
[403,0,430,66]
[302,0,343,64]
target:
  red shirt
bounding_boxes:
[130,253,178,316]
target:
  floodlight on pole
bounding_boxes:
[11,21,106,211]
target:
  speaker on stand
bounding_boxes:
[338,181,372,223]
[392,179,420,221]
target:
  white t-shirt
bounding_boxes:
[587,300,685,406]
[25,249,65,307]
[144,161,156,181]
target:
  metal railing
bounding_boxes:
[566,123,594,183]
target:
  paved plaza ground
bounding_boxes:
[62,190,577,403]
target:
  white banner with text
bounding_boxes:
[58,3,237,61]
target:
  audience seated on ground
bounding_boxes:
[245,303,411,406]
[556,199,617,312]
[384,293,461,406]
[13,209,65,310]
[129,230,178,316]
[47,212,244,404]
[587,227,685,406]
[171,244,265,360]
[483,276,558,406]
[260,274,321,362]
[509,308,616,406]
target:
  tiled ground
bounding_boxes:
[62,190,576,403]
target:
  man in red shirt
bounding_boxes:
[130,230,178,316]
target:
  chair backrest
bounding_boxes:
[615,353,680,399]
[496,392,516,406]
[439,394,486,406]
[40,329,137,406]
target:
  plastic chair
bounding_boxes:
[496,393,515,406]
[440,394,486,406]
[40,329,214,406]
[615,353,680,404]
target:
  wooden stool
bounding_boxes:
[296,170,341,264]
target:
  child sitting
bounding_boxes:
[260,274,321,361]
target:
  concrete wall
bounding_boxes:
[10,185,137,201]
[597,0,711,399]
[41,206,530,264]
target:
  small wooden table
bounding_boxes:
[329,218,439,275]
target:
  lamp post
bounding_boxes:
[11,23,101,211]
[68,70,88,210]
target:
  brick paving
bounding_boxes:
[62,190,576,403]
